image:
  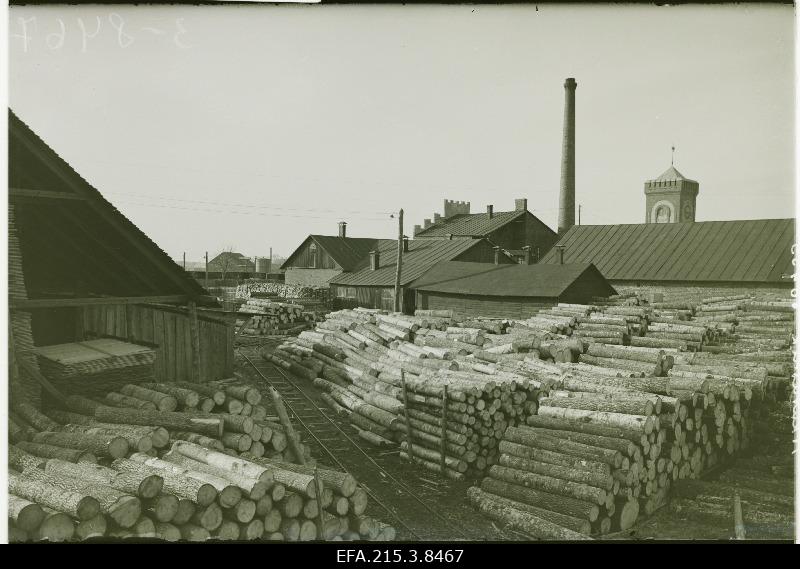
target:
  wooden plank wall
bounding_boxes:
[79,304,233,384]
[418,291,555,319]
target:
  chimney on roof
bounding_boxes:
[423,219,432,229]
[555,245,565,265]
[369,250,380,271]
[446,233,453,240]
[515,198,528,212]
[487,205,494,219]
[558,78,577,235]
[522,245,532,265]
[433,213,442,224]
[403,236,409,252]
[413,224,422,236]
[338,221,347,238]
[493,246,500,265]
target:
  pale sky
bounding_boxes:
[9,4,795,261]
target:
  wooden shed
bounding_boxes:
[411,261,616,318]
[329,238,515,313]
[8,109,233,404]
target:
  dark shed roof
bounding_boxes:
[415,210,527,238]
[411,261,616,298]
[330,239,510,287]
[9,109,211,302]
[540,220,796,284]
[281,235,393,271]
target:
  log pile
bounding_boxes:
[460,293,791,538]
[668,397,794,539]
[267,308,554,479]
[237,299,317,336]
[8,379,394,542]
[235,282,324,300]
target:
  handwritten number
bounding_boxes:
[77,17,102,53]
[109,13,134,48]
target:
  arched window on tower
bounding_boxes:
[655,205,672,223]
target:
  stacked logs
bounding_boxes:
[267,308,553,479]
[668,397,794,539]
[237,298,316,336]
[235,281,323,300]
[8,381,394,542]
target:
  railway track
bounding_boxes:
[236,342,505,541]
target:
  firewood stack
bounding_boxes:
[237,298,317,336]
[236,282,323,300]
[267,308,557,479]
[8,380,394,542]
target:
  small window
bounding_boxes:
[308,243,317,268]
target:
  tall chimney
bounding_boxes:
[493,246,500,265]
[487,205,494,219]
[558,78,577,235]
[338,221,347,238]
[515,198,528,212]
[522,245,532,265]
[369,250,380,270]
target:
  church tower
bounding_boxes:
[644,160,699,223]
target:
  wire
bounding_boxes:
[103,191,397,216]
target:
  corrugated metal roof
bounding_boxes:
[414,210,526,238]
[410,261,615,298]
[540,220,796,284]
[329,239,493,287]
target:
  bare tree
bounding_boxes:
[212,245,240,280]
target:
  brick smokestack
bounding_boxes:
[338,221,347,238]
[558,78,577,235]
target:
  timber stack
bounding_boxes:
[267,308,555,479]
[9,378,394,542]
[236,282,323,300]
[237,298,317,337]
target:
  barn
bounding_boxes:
[539,219,795,298]
[8,109,234,406]
[328,238,515,313]
[280,222,392,287]
[410,261,616,318]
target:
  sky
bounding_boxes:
[8,3,795,262]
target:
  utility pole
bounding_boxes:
[393,209,404,313]
[182,252,186,270]
[204,251,209,288]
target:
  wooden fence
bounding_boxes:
[79,304,234,384]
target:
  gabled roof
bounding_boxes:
[280,235,393,271]
[330,238,510,287]
[414,210,528,238]
[410,261,616,298]
[540,219,795,284]
[8,109,211,302]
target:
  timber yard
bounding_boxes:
[7,71,796,543]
